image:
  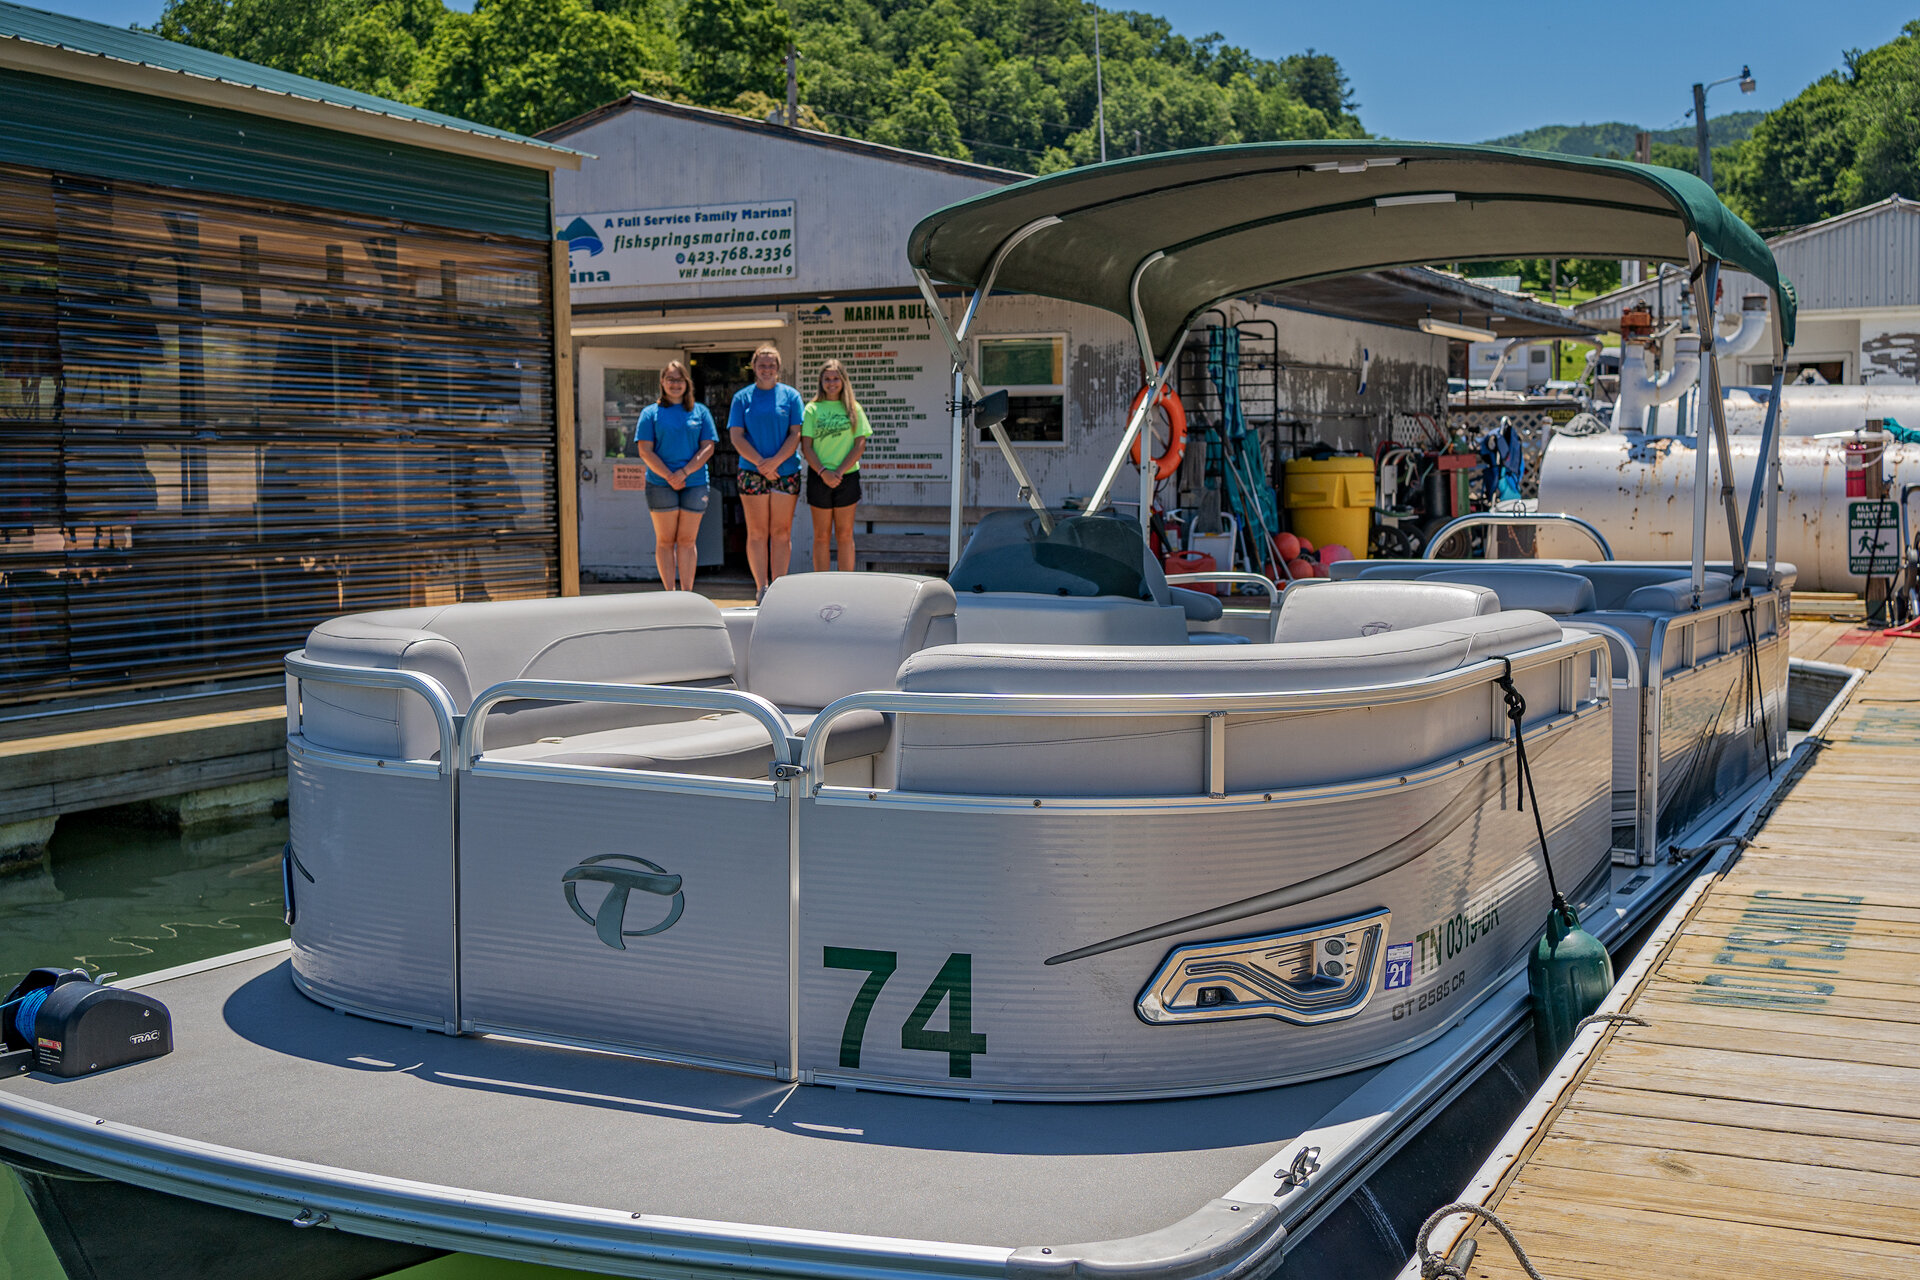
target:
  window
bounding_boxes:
[977,335,1065,444]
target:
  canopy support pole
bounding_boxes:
[1089,254,1184,521]
[915,234,1059,543]
[1685,238,1748,602]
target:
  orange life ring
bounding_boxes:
[1128,384,1187,481]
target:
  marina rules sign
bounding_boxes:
[558,201,796,288]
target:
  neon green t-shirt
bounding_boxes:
[802,399,872,472]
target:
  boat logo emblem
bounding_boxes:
[562,854,685,950]
[1360,621,1394,636]
[819,604,845,622]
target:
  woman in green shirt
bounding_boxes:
[800,358,872,571]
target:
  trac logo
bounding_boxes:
[557,217,604,258]
[563,854,684,950]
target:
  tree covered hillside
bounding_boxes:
[1486,113,1764,158]
[149,0,1366,171]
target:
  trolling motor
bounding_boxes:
[1,968,172,1079]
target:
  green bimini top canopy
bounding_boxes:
[908,141,1796,352]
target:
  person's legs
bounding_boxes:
[740,492,771,592]
[676,508,702,591]
[768,488,797,583]
[833,504,858,572]
[810,506,833,571]
[649,507,682,588]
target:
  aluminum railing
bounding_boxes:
[1421,512,1614,561]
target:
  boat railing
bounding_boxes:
[798,638,1609,797]
[457,679,799,772]
[1165,571,1281,606]
[1421,512,1614,561]
[285,650,462,776]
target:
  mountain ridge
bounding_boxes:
[1485,111,1764,156]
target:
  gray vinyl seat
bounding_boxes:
[894,608,1564,796]
[493,573,957,780]
[300,576,957,781]
[1272,579,1497,642]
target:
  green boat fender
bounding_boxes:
[1529,900,1613,1073]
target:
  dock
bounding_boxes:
[1410,619,1920,1279]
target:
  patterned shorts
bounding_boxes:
[738,469,801,497]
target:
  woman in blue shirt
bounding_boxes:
[727,344,804,600]
[629,360,717,591]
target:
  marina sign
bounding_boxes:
[1847,500,1900,575]
[558,201,797,288]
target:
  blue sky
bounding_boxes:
[23,0,1919,142]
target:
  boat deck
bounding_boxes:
[1419,620,1920,1279]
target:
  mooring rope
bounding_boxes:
[1574,1011,1651,1034]
[1417,1202,1549,1280]
[6,987,49,1041]
[1495,658,1563,911]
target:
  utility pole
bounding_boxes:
[1092,5,1107,162]
[785,43,799,127]
[1689,65,1755,191]
[1691,81,1712,188]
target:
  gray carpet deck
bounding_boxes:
[0,950,1372,1249]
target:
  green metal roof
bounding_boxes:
[0,0,581,164]
[909,141,1797,350]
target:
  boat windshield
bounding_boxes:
[949,510,1155,600]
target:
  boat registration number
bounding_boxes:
[1388,969,1465,1021]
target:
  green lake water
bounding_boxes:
[0,811,592,1280]
[1,809,290,1280]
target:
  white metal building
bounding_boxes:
[542,96,1583,578]
[1576,196,1920,387]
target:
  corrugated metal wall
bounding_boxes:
[0,163,556,704]
[0,68,553,241]
[1772,200,1920,313]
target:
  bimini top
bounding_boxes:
[908,142,1796,351]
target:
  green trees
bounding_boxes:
[1726,22,1920,230]
[146,0,1365,170]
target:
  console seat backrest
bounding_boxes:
[747,572,957,713]
[894,611,1563,796]
[1418,567,1597,616]
[1273,579,1497,643]
[301,593,736,759]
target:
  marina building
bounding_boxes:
[543,95,1585,579]
[0,3,581,712]
[1576,195,1920,386]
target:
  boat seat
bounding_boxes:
[1418,567,1597,616]
[1272,579,1498,643]
[301,593,739,760]
[487,574,954,784]
[894,611,1564,796]
[487,708,891,777]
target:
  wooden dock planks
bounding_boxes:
[1455,625,1920,1278]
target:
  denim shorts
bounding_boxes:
[645,483,711,512]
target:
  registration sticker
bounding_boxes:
[1384,943,1413,991]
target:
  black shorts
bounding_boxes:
[806,469,862,509]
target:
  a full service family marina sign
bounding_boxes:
[558,201,797,286]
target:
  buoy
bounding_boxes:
[1528,901,1614,1073]
[1285,557,1314,581]
[1296,536,1315,554]
[1127,385,1187,480]
[1320,543,1353,565]
[1274,531,1301,562]
[1310,562,1330,578]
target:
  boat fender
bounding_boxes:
[1128,384,1187,481]
[1492,659,1614,1071]
[1,968,172,1079]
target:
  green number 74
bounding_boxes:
[823,947,988,1079]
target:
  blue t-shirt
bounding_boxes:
[727,383,805,477]
[631,402,718,487]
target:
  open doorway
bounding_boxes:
[688,348,760,574]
